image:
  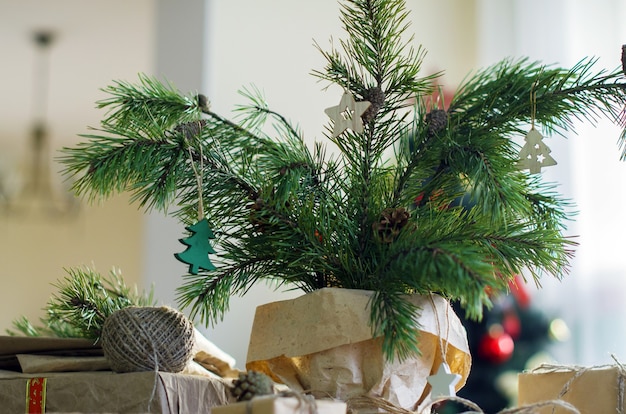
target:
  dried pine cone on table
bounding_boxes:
[230,370,274,402]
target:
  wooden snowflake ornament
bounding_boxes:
[324,91,371,137]
[518,127,557,174]
[427,362,462,398]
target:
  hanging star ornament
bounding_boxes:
[324,91,371,137]
[427,362,462,398]
[517,127,557,174]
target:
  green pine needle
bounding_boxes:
[59,0,626,360]
[7,266,155,341]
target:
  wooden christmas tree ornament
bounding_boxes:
[518,83,557,174]
[518,127,557,174]
[174,142,217,274]
[175,218,217,274]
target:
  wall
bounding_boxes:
[0,1,154,334]
[477,0,626,365]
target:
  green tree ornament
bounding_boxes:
[175,218,217,274]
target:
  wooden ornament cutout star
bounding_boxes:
[517,127,557,174]
[325,92,371,137]
[427,362,461,398]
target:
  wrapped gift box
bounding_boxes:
[0,370,231,413]
[0,333,236,412]
[518,365,626,413]
[213,395,347,414]
[0,335,103,371]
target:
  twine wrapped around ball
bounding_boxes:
[101,306,195,373]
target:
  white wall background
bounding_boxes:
[0,0,153,336]
[478,0,626,366]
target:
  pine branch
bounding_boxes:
[450,58,626,140]
[370,290,421,360]
[98,74,201,133]
[235,86,302,140]
[8,267,154,340]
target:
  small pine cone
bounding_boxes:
[230,371,274,402]
[197,94,209,111]
[361,86,386,124]
[248,198,267,232]
[174,120,207,140]
[425,109,448,137]
[373,207,410,243]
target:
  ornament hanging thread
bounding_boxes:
[174,124,217,274]
[425,294,462,399]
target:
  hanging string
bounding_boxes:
[530,69,543,130]
[186,120,205,221]
[530,87,537,130]
[429,293,451,362]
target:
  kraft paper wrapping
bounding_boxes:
[0,335,102,371]
[518,365,626,413]
[0,370,231,413]
[193,327,240,378]
[246,288,471,411]
[213,395,347,414]
[17,354,110,373]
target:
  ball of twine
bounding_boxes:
[101,306,195,373]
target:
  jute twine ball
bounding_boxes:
[101,306,195,373]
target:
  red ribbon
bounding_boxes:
[26,377,47,413]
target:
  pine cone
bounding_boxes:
[373,207,410,243]
[248,198,267,232]
[361,86,385,124]
[174,120,207,140]
[230,370,274,402]
[425,109,448,137]
[197,94,209,111]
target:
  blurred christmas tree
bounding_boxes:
[437,275,565,412]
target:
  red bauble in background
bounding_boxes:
[478,324,514,364]
[502,309,521,339]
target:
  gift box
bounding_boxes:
[0,335,234,413]
[0,370,231,413]
[0,335,103,371]
[213,395,347,414]
[518,365,626,413]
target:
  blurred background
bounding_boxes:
[1,0,626,407]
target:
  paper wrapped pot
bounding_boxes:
[246,288,471,411]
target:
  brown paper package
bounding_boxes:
[518,366,626,413]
